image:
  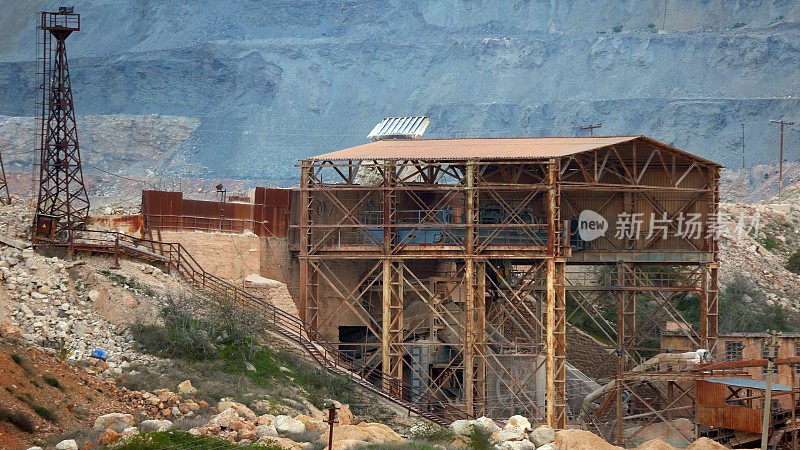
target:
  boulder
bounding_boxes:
[498,440,536,450]
[258,436,303,449]
[450,419,472,436]
[256,424,279,437]
[472,416,500,435]
[529,425,556,447]
[239,426,260,441]
[332,401,353,425]
[296,414,326,433]
[217,401,257,421]
[139,419,174,433]
[495,427,527,443]
[256,414,275,426]
[317,422,403,447]
[505,415,532,432]
[273,415,306,435]
[177,380,197,395]
[121,427,140,438]
[537,444,558,450]
[55,440,78,450]
[93,413,135,432]
[97,428,120,445]
[554,429,624,450]
[210,408,241,429]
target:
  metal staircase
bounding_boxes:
[66,230,467,426]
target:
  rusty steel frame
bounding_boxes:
[296,138,719,433]
[34,10,89,243]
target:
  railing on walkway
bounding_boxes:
[66,229,468,426]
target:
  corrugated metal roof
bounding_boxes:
[305,136,721,166]
[702,378,793,391]
[368,117,430,141]
[308,136,639,161]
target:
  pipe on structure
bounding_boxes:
[580,350,709,420]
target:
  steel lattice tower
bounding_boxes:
[34,9,89,242]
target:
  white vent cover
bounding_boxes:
[367,116,430,142]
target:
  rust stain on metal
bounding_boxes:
[141,188,291,237]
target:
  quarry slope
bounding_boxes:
[1,1,800,183]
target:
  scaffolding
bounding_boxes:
[292,135,721,439]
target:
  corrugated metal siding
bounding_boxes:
[142,189,291,237]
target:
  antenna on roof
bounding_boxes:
[368,116,429,142]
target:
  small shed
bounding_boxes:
[696,378,792,434]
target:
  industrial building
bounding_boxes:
[285,117,721,439]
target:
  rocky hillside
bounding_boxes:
[1,1,800,183]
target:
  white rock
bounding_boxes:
[87,290,100,302]
[450,419,472,436]
[272,415,306,435]
[55,440,78,450]
[498,440,536,450]
[472,416,500,435]
[536,444,558,450]
[505,415,532,432]
[255,424,279,437]
[529,425,555,447]
[495,427,527,443]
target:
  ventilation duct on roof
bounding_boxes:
[367,116,429,142]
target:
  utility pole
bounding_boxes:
[761,330,780,450]
[770,120,794,202]
[741,123,745,170]
[579,123,602,136]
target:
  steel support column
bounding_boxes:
[300,161,311,324]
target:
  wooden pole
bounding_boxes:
[464,161,475,414]
[761,331,779,450]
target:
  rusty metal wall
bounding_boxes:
[696,380,763,434]
[254,187,291,237]
[142,189,291,237]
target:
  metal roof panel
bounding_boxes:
[306,135,722,167]
[702,378,792,391]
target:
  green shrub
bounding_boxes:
[732,22,746,29]
[613,25,623,33]
[466,426,494,450]
[761,236,780,250]
[408,421,454,443]
[114,431,283,449]
[34,406,56,421]
[44,376,60,388]
[11,354,21,365]
[648,23,655,28]
[718,274,798,332]
[0,408,36,433]
[787,249,800,274]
